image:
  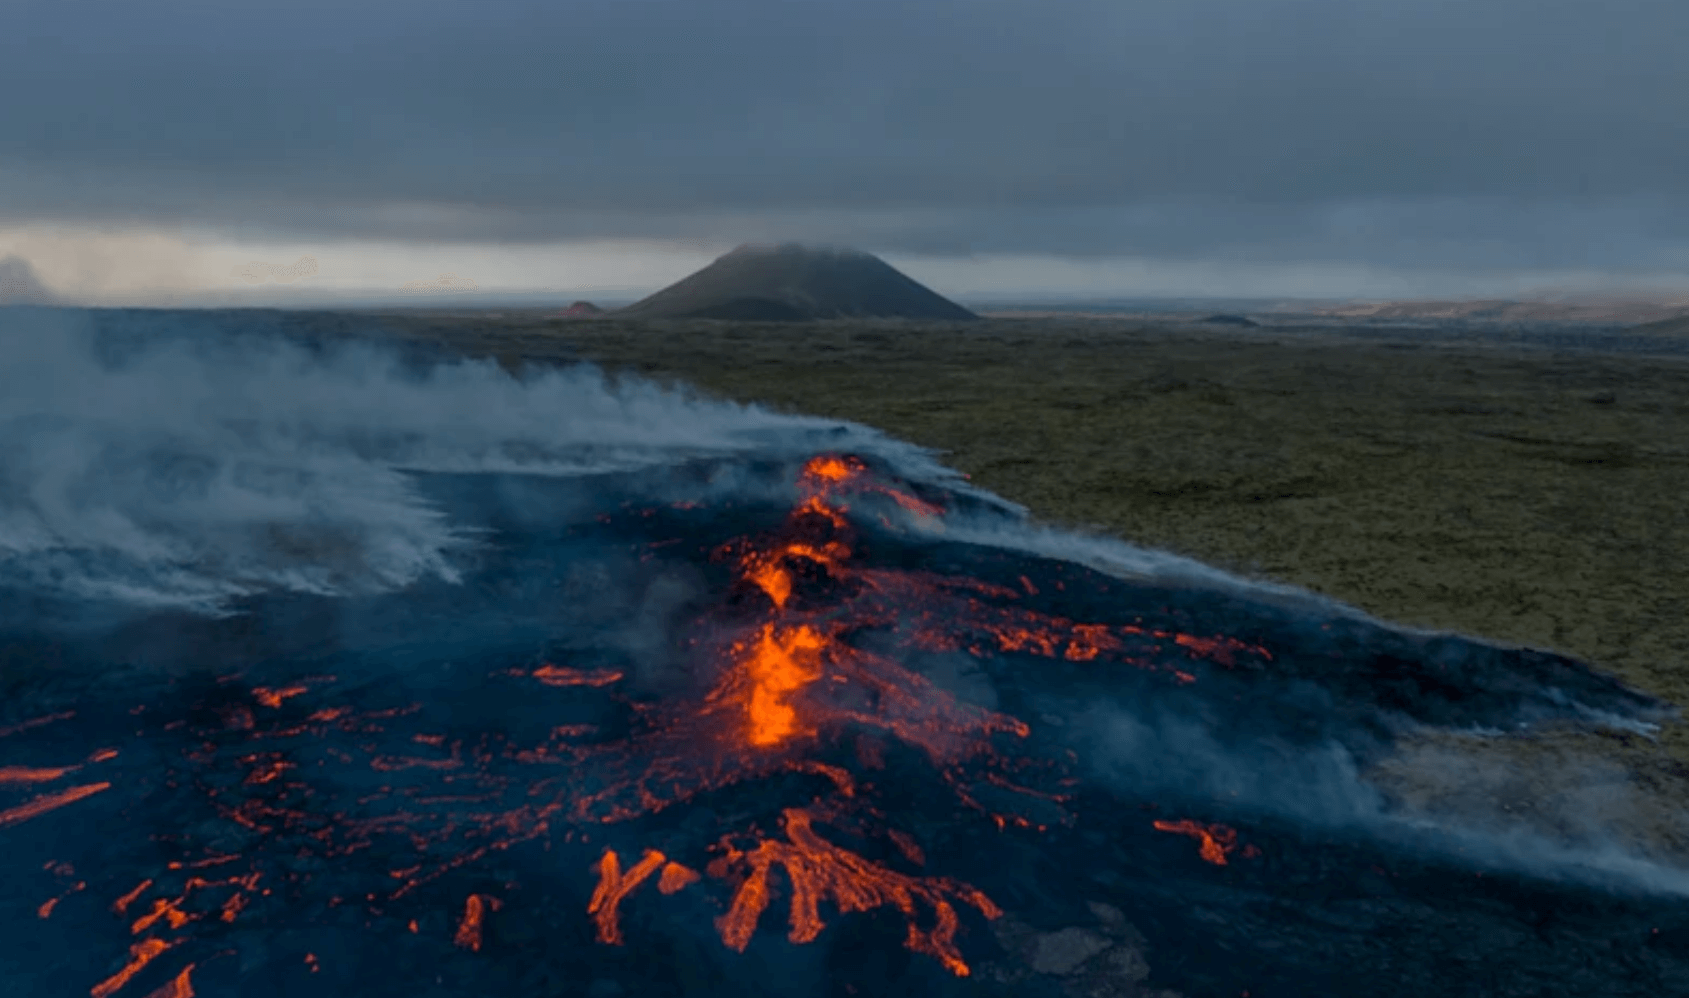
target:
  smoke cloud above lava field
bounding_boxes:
[1,315,1686,997]
[0,308,958,612]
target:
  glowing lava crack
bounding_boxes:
[578,455,1034,973]
[0,452,1287,994]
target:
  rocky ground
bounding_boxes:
[346,311,1689,855]
[365,315,1689,722]
[10,306,1689,995]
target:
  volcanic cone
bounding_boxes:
[616,243,979,321]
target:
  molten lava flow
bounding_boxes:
[708,809,1001,978]
[112,880,154,915]
[1153,819,1259,865]
[7,450,1289,992]
[528,665,624,688]
[140,965,194,998]
[742,624,825,747]
[589,849,669,945]
[0,766,74,784]
[0,711,74,738]
[0,782,110,828]
[454,894,502,952]
[658,862,700,895]
[560,454,1049,970]
[91,939,172,998]
[251,685,308,709]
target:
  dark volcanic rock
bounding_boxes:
[616,243,979,322]
[683,296,812,322]
[0,455,1682,998]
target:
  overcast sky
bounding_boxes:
[4,0,1687,302]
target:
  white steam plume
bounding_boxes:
[0,309,936,612]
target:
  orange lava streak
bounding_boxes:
[880,488,945,519]
[0,711,74,738]
[887,829,926,867]
[90,938,172,998]
[588,849,668,944]
[111,880,154,915]
[37,881,85,919]
[798,454,944,519]
[251,685,307,709]
[453,894,503,952]
[658,862,701,895]
[0,765,74,784]
[219,892,247,923]
[369,755,460,772]
[1153,819,1248,865]
[241,759,292,785]
[789,760,856,797]
[709,808,1001,977]
[140,965,194,998]
[1173,633,1267,666]
[530,665,624,688]
[0,781,110,828]
[130,896,191,935]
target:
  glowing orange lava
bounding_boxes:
[0,711,74,739]
[589,850,669,945]
[529,665,624,688]
[251,686,307,709]
[10,450,1279,991]
[708,808,1001,978]
[91,939,172,998]
[454,894,502,952]
[140,965,194,998]
[658,862,701,895]
[0,766,74,784]
[0,782,111,828]
[741,624,826,746]
[1153,819,1259,865]
[564,454,1057,972]
[804,456,854,482]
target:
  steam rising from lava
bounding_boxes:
[0,309,964,613]
[1,311,1685,998]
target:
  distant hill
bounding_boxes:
[1304,296,1689,325]
[1631,315,1689,337]
[1201,314,1259,327]
[0,255,57,305]
[616,244,978,322]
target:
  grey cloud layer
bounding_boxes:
[3,0,1686,270]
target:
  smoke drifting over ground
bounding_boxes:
[0,308,955,612]
[1,310,1684,997]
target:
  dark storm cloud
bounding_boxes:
[3,0,1687,271]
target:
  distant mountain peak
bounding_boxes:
[617,244,977,322]
[0,255,57,305]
